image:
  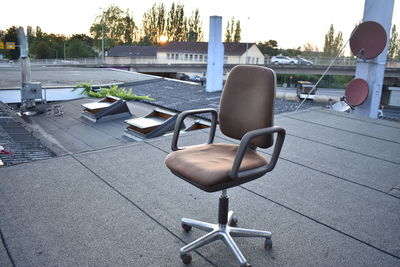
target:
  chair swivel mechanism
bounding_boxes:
[165,65,286,267]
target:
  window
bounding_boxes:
[199,55,203,61]
[189,54,193,61]
[175,54,179,60]
[167,53,170,59]
[194,55,198,61]
[185,54,188,60]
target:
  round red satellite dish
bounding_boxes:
[350,21,387,59]
[345,78,369,107]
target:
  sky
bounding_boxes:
[2,0,399,51]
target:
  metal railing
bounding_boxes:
[1,56,399,68]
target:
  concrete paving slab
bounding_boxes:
[75,143,400,266]
[275,116,400,164]
[278,134,400,192]
[63,123,125,149]
[0,240,12,267]
[243,159,400,257]
[316,108,400,129]
[0,156,210,267]
[284,109,400,143]
[150,129,400,257]
[43,128,92,154]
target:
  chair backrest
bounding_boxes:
[219,65,276,148]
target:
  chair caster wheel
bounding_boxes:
[264,238,272,249]
[181,223,192,232]
[240,263,251,267]
[181,253,192,264]
[229,214,238,226]
[182,223,192,232]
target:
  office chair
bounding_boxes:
[165,65,286,267]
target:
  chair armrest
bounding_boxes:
[171,108,218,151]
[229,126,286,180]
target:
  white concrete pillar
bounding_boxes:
[206,16,224,92]
[354,0,394,118]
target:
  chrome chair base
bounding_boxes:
[180,211,272,267]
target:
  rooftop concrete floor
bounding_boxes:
[0,97,399,266]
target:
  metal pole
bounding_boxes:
[354,0,395,118]
[245,17,250,64]
[64,42,66,60]
[102,24,104,63]
[101,13,105,64]
[206,16,224,92]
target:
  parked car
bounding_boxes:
[189,75,201,82]
[297,57,313,65]
[179,73,189,81]
[270,55,298,65]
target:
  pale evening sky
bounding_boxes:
[2,0,399,51]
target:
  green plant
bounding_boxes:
[72,80,94,95]
[72,82,154,101]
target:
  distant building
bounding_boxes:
[105,45,157,64]
[105,42,264,65]
[158,41,264,65]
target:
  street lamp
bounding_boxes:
[99,7,105,64]
[245,17,250,64]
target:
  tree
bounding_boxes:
[388,24,399,59]
[66,39,96,58]
[301,42,320,57]
[187,9,203,42]
[323,24,343,57]
[233,20,241,42]
[90,5,137,50]
[166,3,187,42]
[35,40,53,59]
[225,17,241,42]
[257,40,279,55]
[2,26,20,60]
[141,3,166,45]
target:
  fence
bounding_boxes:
[2,56,399,68]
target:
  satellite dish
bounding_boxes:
[350,21,387,59]
[345,78,369,107]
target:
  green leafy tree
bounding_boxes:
[66,39,96,58]
[90,5,137,50]
[323,24,343,57]
[225,18,234,42]
[166,3,187,41]
[225,17,241,42]
[141,3,166,45]
[35,40,53,58]
[2,26,20,60]
[388,24,399,59]
[187,9,203,42]
[257,40,279,56]
[70,34,93,45]
[233,20,241,42]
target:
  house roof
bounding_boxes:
[106,45,157,57]
[158,41,257,56]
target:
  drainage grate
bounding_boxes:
[0,108,55,167]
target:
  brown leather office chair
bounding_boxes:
[165,65,286,267]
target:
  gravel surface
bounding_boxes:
[127,79,325,119]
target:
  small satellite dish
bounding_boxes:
[350,21,387,59]
[345,78,369,107]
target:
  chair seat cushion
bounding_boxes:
[165,143,267,189]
